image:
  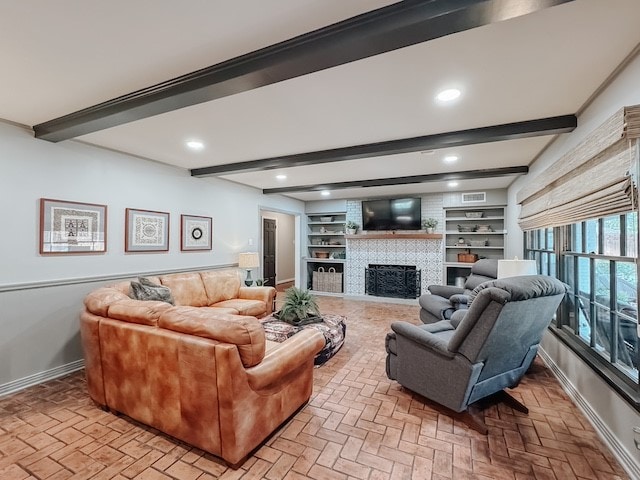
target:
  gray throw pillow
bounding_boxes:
[129,277,174,304]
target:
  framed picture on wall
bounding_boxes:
[125,208,170,252]
[181,214,213,251]
[39,198,107,254]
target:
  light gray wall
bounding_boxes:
[0,122,304,389]
[442,188,507,208]
[505,50,640,470]
[506,50,640,259]
[305,199,347,214]
[262,211,295,283]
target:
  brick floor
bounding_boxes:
[0,295,629,479]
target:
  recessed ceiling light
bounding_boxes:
[435,88,461,103]
[186,140,204,151]
[447,181,459,188]
[321,190,331,197]
[276,174,287,180]
[443,155,459,163]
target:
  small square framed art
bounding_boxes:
[181,214,212,251]
[39,198,107,254]
[125,208,170,252]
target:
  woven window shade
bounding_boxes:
[517,105,640,231]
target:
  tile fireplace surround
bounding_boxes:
[345,237,442,297]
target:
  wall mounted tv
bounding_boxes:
[362,197,421,231]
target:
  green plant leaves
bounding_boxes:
[278,287,320,323]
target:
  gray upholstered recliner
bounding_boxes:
[419,259,498,323]
[386,275,567,433]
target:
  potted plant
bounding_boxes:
[346,220,359,235]
[422,217,438,234]
[274,287,323,326]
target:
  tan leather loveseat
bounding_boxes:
[80,269,325,466]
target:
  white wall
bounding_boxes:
[506,50,640,259]
[262,211,296,283]
[505,51,640,472]
[0,122,304,389]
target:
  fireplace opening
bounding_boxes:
[365,264,421,299]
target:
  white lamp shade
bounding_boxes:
[238,252,260,269]
[497,259,537,279]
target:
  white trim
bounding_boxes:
[0,359,84,398]
[538,348,640,480]
[0,263,237,293]
[277,278,294,284]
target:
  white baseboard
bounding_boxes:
[538,348,640,480]
[0,359,85,398]
[277,278,294,285]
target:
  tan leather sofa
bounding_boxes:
[80,269,325,466]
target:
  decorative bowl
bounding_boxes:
[457,225,477,232]
[314,251,330,258]
[465,212,483,218]
[469,239,488,247]
[320,216,333,222]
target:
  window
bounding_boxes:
[525,213,639,406]
[525,227,556,278]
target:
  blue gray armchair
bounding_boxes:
[386,275,567,433]
[418,259,498,324]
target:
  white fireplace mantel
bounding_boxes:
[345,233,442,240]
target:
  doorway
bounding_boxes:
[263,218,276,287]
[261,211,296,290]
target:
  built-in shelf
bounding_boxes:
[345,233,442,240]
[445,246,504,250]
[444,205,506,285]
[447,216,504,221]
[306,211,346,295]
[302,257,346,264]
[445,230,506,235]
[444,262,476,267]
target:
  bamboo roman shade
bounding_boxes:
[518,105,640,231]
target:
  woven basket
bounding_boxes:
[458,252,478,263]
[312,267,343,293]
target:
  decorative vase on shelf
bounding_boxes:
[422,218,438,234]
[345,221,359,235]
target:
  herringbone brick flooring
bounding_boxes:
[0,295,629,479]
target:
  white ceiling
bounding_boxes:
[2,0,640,201]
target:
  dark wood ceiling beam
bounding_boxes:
[262,166,529,194]
[34,0,573,142]
[191,115,576,177]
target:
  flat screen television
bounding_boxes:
[362,197,421,231]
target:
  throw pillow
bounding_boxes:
[130,277,175,304]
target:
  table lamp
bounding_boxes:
[238,252,260,286]
[497,257,537,279]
